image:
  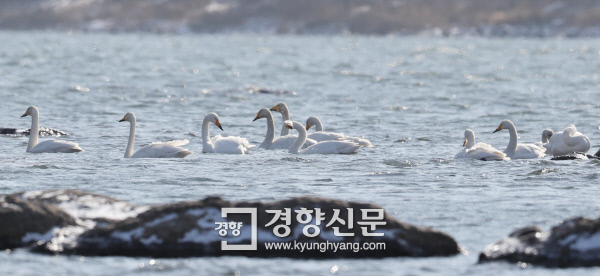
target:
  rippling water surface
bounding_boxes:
[1,31,600,275]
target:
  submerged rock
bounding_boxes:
[0,193,76,249]
[0,127,68,136]
[479,217,600,267]
[27,192,461,258]
[550,152,600,161]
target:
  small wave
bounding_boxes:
[281,157,314,162]
[384,159,415,168]
[528,168,560,175]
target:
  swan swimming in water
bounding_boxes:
[285,120,362,154]
[253,108,317,149]
[305,116,372,147]
[455,129,507,161]
[20,106,83,153]
[202,113,253,154]
[543,125,591,156]
[119,112,193,158]
[493,120,545,159]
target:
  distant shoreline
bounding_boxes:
[1,0,600,37]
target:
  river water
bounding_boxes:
[1,31,600,275]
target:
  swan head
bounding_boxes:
[284,120,294,130]
[253,108,271,122]
[270,103,287,114]
[206,112,224,131]
[21,106,39,118]
[463,129,475,147]
[284,120,305,131]
[306,116,319,130]
[493,120,513,133]
[119,112,136,123]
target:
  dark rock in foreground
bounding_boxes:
[46,197,461,258]
[0,190,462,258]
[479,217,600,267]
[0,193,76,249]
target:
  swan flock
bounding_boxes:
[456,119,593,161]
[15,105,594,161]
[16,104,371,157]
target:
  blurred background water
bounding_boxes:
[1,31,600,275]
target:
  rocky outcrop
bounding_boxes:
[0,193,76,249]
[479,217,600,267]
[44,196,461,258]
[0,190,462,258]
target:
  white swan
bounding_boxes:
[285,120,362,154]
[455,129,507,161]
[202,113,253,154]
[253,108,317,149]
[306,116,372,146]
[20,106,83,153]
[119,112,193,158]
[543,125,591,156]
[493,120,545,159]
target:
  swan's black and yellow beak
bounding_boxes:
[119,115,127,122]
[270,105,278,111]
[306,124,311,131]
[21,111,28,117]
[286,123,293,129]
[493,125,502,133]
[253,113,260,122]
[463,139,467,147]
[215,119,224,131]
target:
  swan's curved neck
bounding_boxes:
[563,126,576,139]
[465,133,475,148]
[260,112,276,148]
[279,106,290,136]
[27,113,39,151]
[124,120,136,158]
[504,122,518,156]
[542,132,550,144]
[202,117,214,153]
[289,123,307,154]
[313,118,323,132]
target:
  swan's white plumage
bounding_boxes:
[202,113,253,154]
[306,116,372,147]
[493,119,545,159]
[510,144,547,159]
[208,134,253,154]
[455,129,507,161]
[269,135,317,149]
[27,139,83,153]
[544,125,590,156]
[21,106,83,153]
[253,108,317,149]
[120,112,192,158]
[285,120,362,154]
